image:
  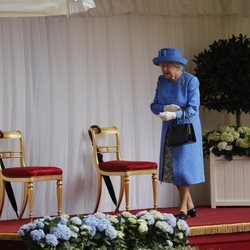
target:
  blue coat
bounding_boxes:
[150,72,205,185]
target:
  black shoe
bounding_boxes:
[187,208,196,217]
[175,211,188,220]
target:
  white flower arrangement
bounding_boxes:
[18,210,192,250]
[203,125,250,160]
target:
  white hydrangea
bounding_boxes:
[121,211,134,218]
[217,141,227,151]
[138,222,148,233]
[237,126,250,135]
[219,126,235,133]
[232,131,240,139]
[225,145,233,151]
[236,138,250,148]
[207,131,221,142]
[220,132,235,143]
[149,210,164,221]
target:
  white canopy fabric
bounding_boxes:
[0,0,95,17]
[0,0,69,17]
[71,0,250,17]
[0,0,249,18]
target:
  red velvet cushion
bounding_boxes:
[99,160,157,172]
[2,166,62,178]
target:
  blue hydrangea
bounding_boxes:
[136,210,149,217]
[30,229,45,241]
[177,220,190,236]
[139,214,155,225]
[18,229,25,237]
[94,212,106,219]
[163,213,176,228]
[45,234,58,247]
[105,225,118,240]
[88,225,96,237]
[59,217,68,225]
[155,221,174,234]
[70,216,82,226]
[43,216,54,221]
[50,224,71,240]
[83,215,99,228]
[19,223,36,232]
[97,218,110,232]
[33,219,45,229]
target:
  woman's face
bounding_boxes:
[159,62,182,80]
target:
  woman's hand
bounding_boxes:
[159,111,176,121]
[164,104,181,112]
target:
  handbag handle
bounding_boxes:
[180,108,189,124]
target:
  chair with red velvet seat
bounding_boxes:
[88,125,158,212]
[0,130,63,220]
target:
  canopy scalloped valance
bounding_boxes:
[0,0,95,17]
[0,0,249,18]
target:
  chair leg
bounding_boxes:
[0,180,5,217]
[18,183,28,220]
[57,180,62,216]
[152,173,158,210]
[94,174,102,213]
[124,175,130,211]
[28,182,34,221]
[19,183,29,219]
[115,176,125,212]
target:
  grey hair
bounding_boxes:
[177,63,185,71]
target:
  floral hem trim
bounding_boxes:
[162,139,174,183]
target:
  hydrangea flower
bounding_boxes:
[236,137,250,148]
[106,214,119,224]
[70,216,82,225]
[96,218,110,231]
[105,225,118,240]
[33,219,45,229]
[218,141,227,151]
[127,217,137,224]
[177,220,190,236]
[50,224,71,240]
[207,131,221,141]
[203,125,250,160]
[163,213,176,228]
[121,211,134,218]
[155,221,173,234]
[30,229,45,241]
[220,132,235,142]
[138,221,148,233]
[237,126,250,135]
[45,233,58,247]
[138,214,155,225]
[149,210,164,221]
[19,211,189,249]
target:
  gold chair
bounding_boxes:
[88,125,158,212]
[0,130,63,220]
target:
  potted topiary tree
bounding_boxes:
[193,35,250,208]
[193,34,250,127]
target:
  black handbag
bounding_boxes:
[167,123,196,146]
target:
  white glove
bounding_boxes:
[159,111,177,121]
[164,104,181,112]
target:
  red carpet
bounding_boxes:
[1,206,250,249]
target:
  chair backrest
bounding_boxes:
[88,126,121,167]
[0,130,25,168]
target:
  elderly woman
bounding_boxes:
[150,48,205,220]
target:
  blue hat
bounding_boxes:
[153,48,188,66]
